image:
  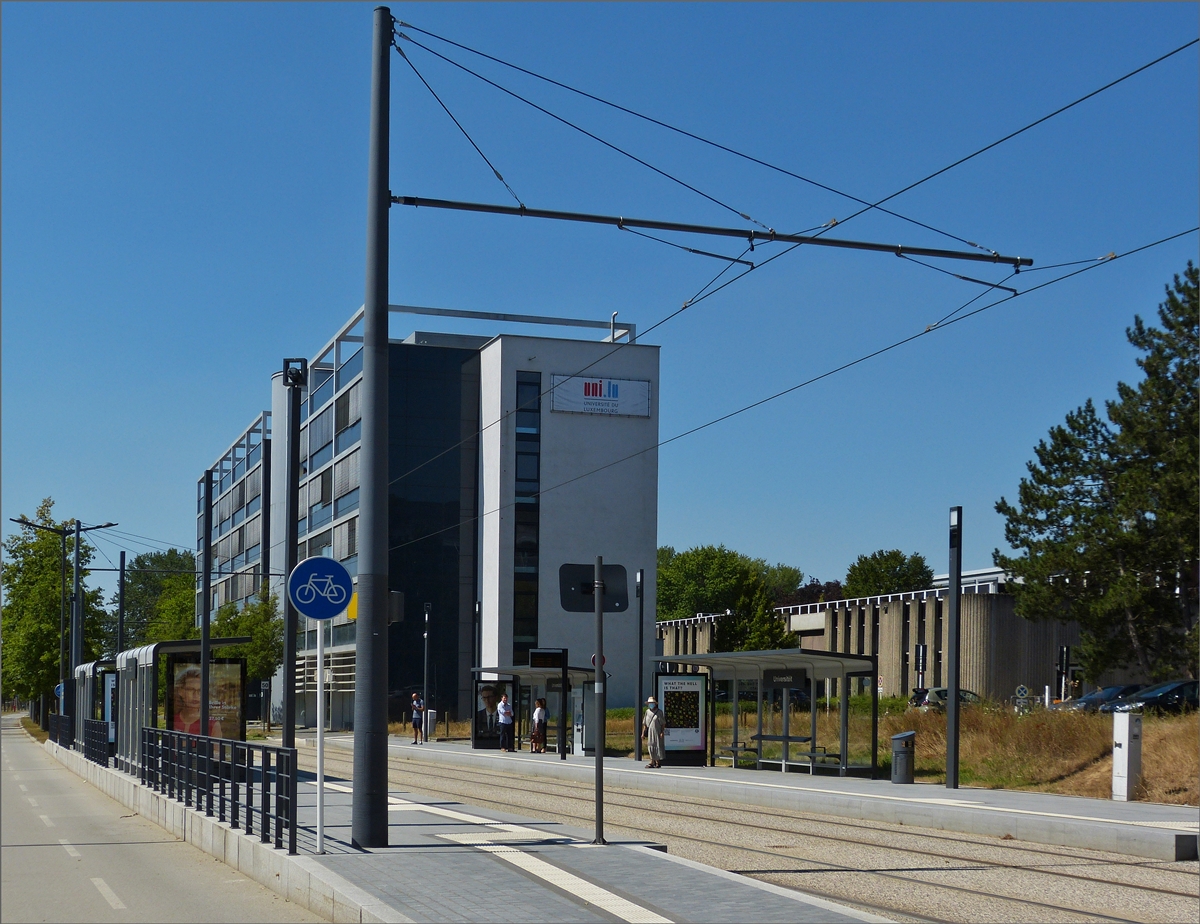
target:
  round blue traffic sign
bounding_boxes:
[54,682,64,699]
[288,557,354,621]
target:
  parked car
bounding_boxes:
[1099,680,1199,714]
[909,687,981,712]
[1049,684,1144,713]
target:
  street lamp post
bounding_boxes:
[10,518,71,711]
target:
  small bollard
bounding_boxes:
[891,731,915,784]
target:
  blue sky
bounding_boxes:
[3,3,1197,600]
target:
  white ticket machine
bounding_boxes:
[1112,712,1142,802]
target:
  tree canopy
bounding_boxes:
[657,545,798,651]
[843,549,933,598]
[1,499,106,700]
[117,548,196,648]
[213,581,284,683]
[995,264,1198,681]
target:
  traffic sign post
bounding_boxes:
[288,557,353,855]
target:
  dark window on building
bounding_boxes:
[512,372,541,664]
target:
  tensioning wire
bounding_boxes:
[384,225,1197,555]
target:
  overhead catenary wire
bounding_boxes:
[379,33,1185,496]
[393,28,774,233]
[385,225,1197,555]
[395,41,524,207]
[396,19,996,253]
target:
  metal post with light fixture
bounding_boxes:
[282,357,308,750]
[946,506,963,790]
[635,569,644,763]
[10,517,72,713]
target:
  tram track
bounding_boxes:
[301,746,1197,923]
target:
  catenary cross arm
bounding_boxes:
[393,196,1033,267]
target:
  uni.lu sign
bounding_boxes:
[550,374,651,418]
[583,380,617,398]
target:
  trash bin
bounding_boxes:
[891,731,915,784]
[423,709,437,742]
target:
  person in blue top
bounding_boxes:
[497,692,515,751]
[411,692,425,744]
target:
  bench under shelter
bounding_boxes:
[657,648,879,777]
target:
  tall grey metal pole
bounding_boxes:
[117,551,126,654]
[593,556,606,845]
[422,603,430,742]
[68,519,83,724]
[634,569,643,763]
[282,359,306,749]
[946,506,963,790]
[353,3,392,849]
[201,468,214,738]
[59,529,67,712]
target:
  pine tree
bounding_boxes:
[995,264,1198,681]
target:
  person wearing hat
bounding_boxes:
[642,696,665,768]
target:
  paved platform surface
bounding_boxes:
[305,733,1199,862]
[296,774,888,923]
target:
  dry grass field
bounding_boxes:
[395,704,1198,806]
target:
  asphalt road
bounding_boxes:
[0,714,321,924]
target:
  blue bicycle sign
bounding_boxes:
[288,557,354,621]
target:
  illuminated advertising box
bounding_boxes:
[657,674,706,760]
[166,655,247,741]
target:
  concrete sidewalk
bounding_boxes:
[40,732,889,923]
[311,734,1199,862]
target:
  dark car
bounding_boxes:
[1099,680,1199,714]
[1050,684,1144,713]
[909,687,981,712]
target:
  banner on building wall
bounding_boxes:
[549,374,651,417]
[657,674,706,752]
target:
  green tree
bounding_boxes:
[1,499,106,699]
[843,550,933,598]
[145,565,199,643]
[116,549,196,648]
[995,264,1198,681]
[213,582,284,683]
[657,545,797,652]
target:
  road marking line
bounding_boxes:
[449,838,671,923]
[91,878,126,909]
[59,839,81,858]
[27,797,39,807]
[19,784,27,791]
[38,815,54,827]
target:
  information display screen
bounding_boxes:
[657,674,706,752]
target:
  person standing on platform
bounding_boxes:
[643,696,665,768]
[497,692,515,751]
[411,692,425,745]
[531,698,547,753]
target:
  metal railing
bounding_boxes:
[83,719,111,766]
[49,714,74,749]
[141,728,297,854]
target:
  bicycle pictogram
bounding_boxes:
[295,574,348,606]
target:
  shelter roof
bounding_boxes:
[472,664,596,685]
[115,637,252,670]
[658,648,875,681]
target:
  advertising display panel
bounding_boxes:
[550,374,651,417]
[166,655,247,740]
[657,673,706,763]
[472,678,511,748]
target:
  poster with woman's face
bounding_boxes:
[166,656,246,740]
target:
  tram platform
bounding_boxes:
[294,776,885,923]
[307,733,1199,863]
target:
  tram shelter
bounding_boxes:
[114,636,249,776]
[471,657,597,755]
[657,648,879,777]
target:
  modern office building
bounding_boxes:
[200,305,659,729]
[196,413,272,614]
